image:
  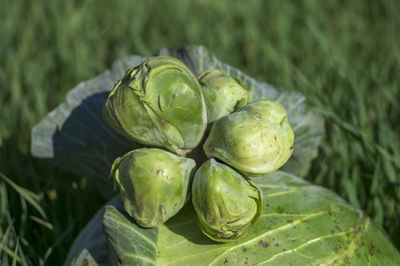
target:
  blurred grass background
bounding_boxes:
[0,0,399,264]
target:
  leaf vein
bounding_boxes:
[108,214,157,250]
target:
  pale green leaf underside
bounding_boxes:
[69,249,98,266]
[31,46,323,198]
[66,171,400,265]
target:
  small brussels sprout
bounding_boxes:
[198,70,251,122]
[111,148,196,228]
[103,56,207,155]
[192,159,262,242]
[204,100,294,174]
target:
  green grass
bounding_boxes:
[1,0,399,264]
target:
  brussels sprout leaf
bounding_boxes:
[31,46,323,199]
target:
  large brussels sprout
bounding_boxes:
[204,100,294,174]
[102,56,207,155]
[192,159,262,242]
[198,70,251,122]
[111,148,196,228]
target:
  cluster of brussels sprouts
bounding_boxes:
[102,56,294,242]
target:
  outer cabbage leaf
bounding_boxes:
[69,250,98,266]
[65,196,158,266]
[102,206,158,265]
[66,171,400,265]
[31,46,323,198]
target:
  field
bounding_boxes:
[1,0,399,264]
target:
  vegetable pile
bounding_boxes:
[32,46,399,265]
[102,56,294,242]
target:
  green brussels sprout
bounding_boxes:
[204,100,294,174]
[111,148,196,228]
[192,159,262,242]
[198,70,251,122]
[102,56,207,155]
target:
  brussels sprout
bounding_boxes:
[198,70,251,122]
[204,100,294,174]
[111,148,196,228]
[192,159,262,242]
[102,56,207,155]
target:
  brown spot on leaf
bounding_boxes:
[333,247,339,254]
[259,240,269,248]
[159,205,165,216]
[369,244,374,255]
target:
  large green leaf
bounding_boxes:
[31,46,323,198]
[65,171,400,265]
[102,206,158,265]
